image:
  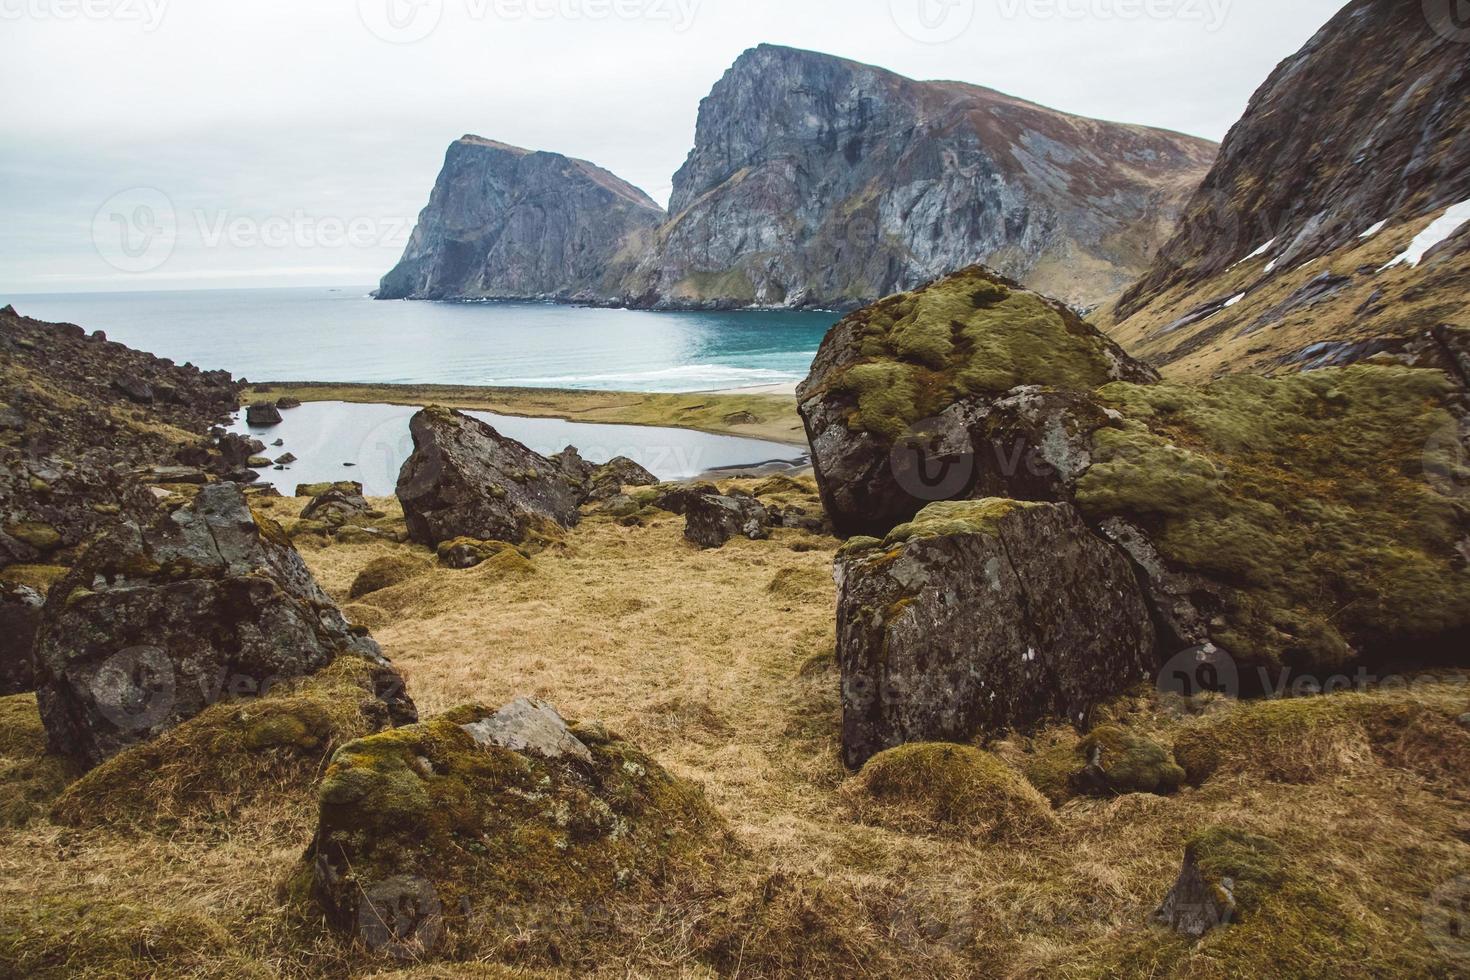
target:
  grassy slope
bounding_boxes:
[2,491,1468,977]
[252,383,807,446]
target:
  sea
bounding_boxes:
[5,286,835,392]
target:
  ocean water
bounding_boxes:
[228,401,807,496]
[5,286,836,392]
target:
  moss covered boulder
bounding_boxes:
[847,742,1057,840]
[49,655,406,829]
[1073,725,1185,797]
[397,407,582,548]
[306,698,725,959]
[350,554,429,600]
[836,499,1155,769]
[33,483,415,768]
[797,266,1157,537]
[1153,827,1285,938]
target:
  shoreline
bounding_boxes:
[250,381,809,446]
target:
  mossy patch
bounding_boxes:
[879,498,1040,548]
[845,742,1057,841]
[1078,365,1470,673]
[0,563,69,592]
[50,656,400,830]
[350,554,430,600]
[1077,725,1185,797]
[307,710,726,959]
[823,267,1139,441]
[0,694,78,827]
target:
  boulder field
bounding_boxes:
[800,265,1470,767]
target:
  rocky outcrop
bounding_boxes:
[619,45,1214,312]
[245,402,283,427]
[810,268,1470,766]
[798,266,1158,537]
[378,136,665,302]
[397,407,582,547]
[378,48,1214,312]
[1,453,160,568]
[836,500,1155,769]
[306,699,722,957]
[0,582,43,695]
[300,483,372,526]
[33,483,415,769]
[583,457,659,504]
[1102,0,1470,379]
[1153,827,1285,938]
[684,490,770,549]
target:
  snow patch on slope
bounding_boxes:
[1381,200,1470,270]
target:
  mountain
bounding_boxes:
[620,44,1215,312]
[1099,0,1470,381]
[379,47,1217,311]
[378,136,666,302]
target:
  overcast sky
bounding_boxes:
[0,0,1349,294]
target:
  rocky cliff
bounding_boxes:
[380,48,1216,311]
[1100,0,1470,380]
[378,136,666,302]
[622,44,1215,312]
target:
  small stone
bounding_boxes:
[461,697,593,764]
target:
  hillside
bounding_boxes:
[1099,0,1470,380]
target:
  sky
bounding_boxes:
[0,0,1351,294]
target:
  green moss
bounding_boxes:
[309,710,725,952]
[1077,725,1185,796]
[1077,366,1470,672]
[881,498,1039,547]
[825,267,1131,442]
[0,563,68,592]
[0,695,78,827]
[50,656,396,830]
[849,742,1057,840]
[4,521,61,552]
[1186,826,1286,920]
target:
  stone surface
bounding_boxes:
[33,483,415,768]
[798,266,1158,537]
[396,407,581,547]
[461,697,593,764]
[684,492,770,549]
[307,703,721,956]
[0,582,44,695]
[378,136,665,302]
[300,483,372,526]
[1153,827,1284,939]
[583,456,659,504]
[836,499,1155,769]
[245,402,283,427]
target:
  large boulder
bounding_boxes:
[584,456,658,503]
[305,698,723,958]
[33,483,415,768]
[0,582,43,695]
[835,499,1155,769]
[396,407,581,547]
[300,482,372,526]
[684,491,771,549]
[797,266,1157,538]
[245,402,283,427]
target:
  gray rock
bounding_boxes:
[684,492,770,549]
[33,483,415,768]
[397,407,581,547]
[0,582,44,695]
[378,136,665,303]
[301,484,371,526]
[245,402,283,427]
[583,456,658,504]
[1153,845,1236,939]
[461,697,593,764]
[836,499,1156,769]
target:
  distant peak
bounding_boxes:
[455,135,532,155]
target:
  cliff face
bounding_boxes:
[1100,0,1470,381]
[378,136,666,302]
[622,45,1216,312]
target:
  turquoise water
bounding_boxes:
[5,287,836,392]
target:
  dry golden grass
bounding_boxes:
[2,485,1469,977]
